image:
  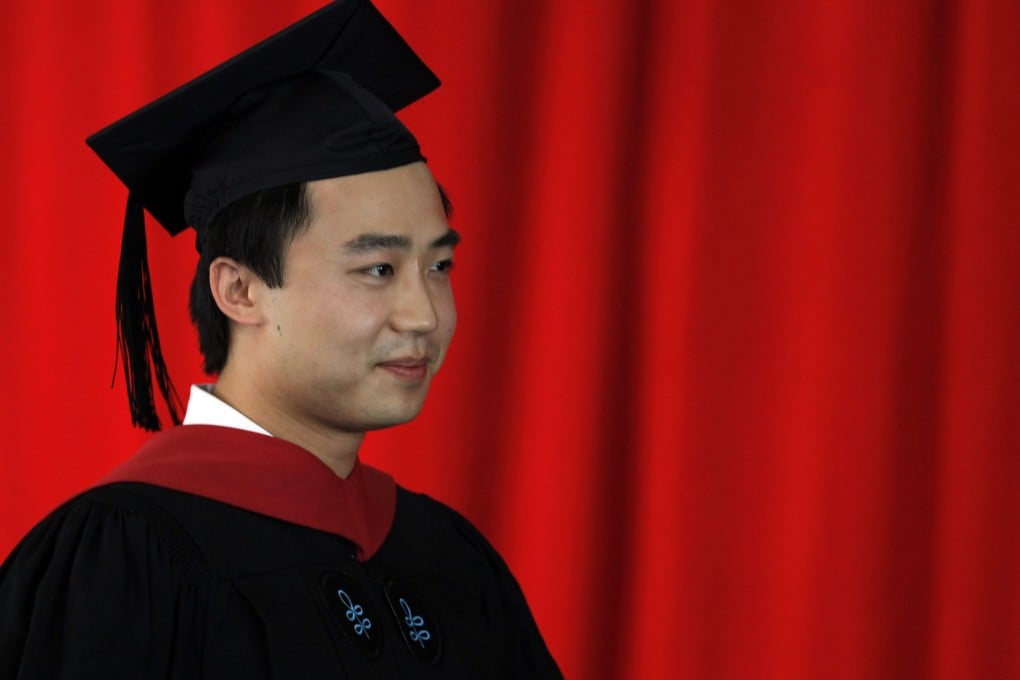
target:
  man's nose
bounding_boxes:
[390,270,439,334]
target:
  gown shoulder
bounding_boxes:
[0,484,209,678]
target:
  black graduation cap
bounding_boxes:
[86,0,440,431]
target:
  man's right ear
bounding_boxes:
[208,257,263,326]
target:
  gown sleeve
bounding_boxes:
[438,503,563,678]
[0,486,208,679]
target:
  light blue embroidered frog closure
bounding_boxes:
[338,589,373,638]
[400,597,430,647]
[384,582,442,665]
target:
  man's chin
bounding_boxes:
[340,404,427,433]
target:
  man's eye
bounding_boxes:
[430,259,455,274]
[363,264,394,277]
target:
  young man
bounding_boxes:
[0,1,561,677]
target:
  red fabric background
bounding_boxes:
[2,1,1018,677]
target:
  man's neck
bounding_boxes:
[209,375,364,479]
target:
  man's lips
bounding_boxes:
[377,357,430,380]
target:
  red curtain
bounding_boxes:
[2,1,1018,677]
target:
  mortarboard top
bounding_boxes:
[86,0,441,431]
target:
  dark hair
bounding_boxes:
[189,183,311,374]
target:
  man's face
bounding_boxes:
[256,161,457,434]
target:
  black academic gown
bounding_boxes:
[0,426,561,678]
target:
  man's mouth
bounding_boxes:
[377,356,430,381]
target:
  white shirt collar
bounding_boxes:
[181,384,272,437]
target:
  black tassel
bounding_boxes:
[114,194,183,430]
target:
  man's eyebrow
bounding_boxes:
[431,228,461,249]
[343,233,412,253]
[342,229,461,253]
